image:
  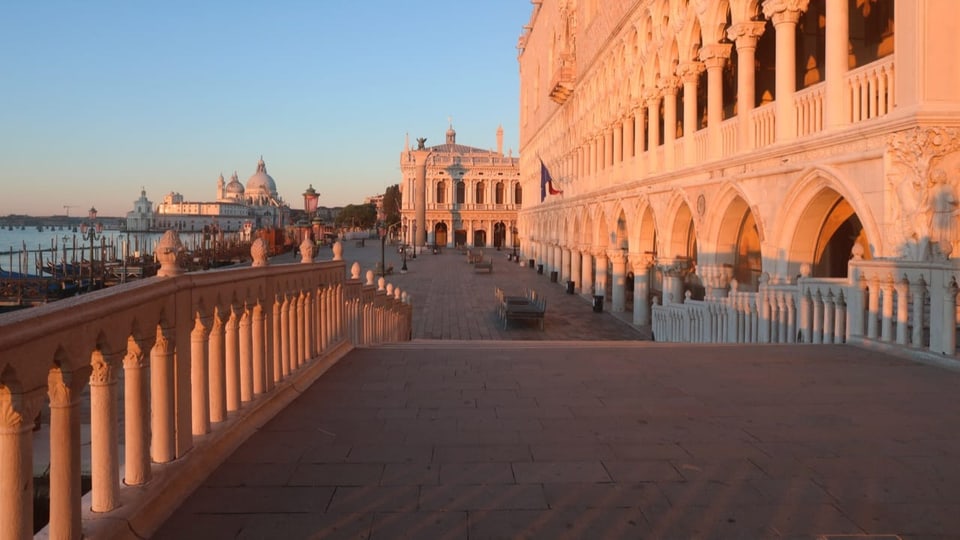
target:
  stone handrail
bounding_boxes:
[0,237,411,539]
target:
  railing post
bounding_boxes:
[151,325,176,463]
[225,307,241,411]
[941,278,958,355]
[912,276,927,348]
[207,310,227,423]
[191,315,211,436]
[239,306,253,401]
[47,366,87,539]
[0,387,43,540]
[895,276,910,346]
[834,291,847,344]
[89,349,121,513]
[867,275,881,340]
[123,339,151,486]
[881,275,895,342]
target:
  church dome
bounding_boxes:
[246,156,277,197]
[225,172,245,196]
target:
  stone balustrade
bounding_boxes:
[652,257,960,363]
[0,235,411,540]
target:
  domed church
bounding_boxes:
[126,157,290,233]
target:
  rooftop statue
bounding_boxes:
[416,137,427,150]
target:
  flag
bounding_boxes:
[540,160,563,202]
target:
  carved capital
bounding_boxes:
[699,43,732,68]
[762,0,810,25]
[606,250,629,264]
[676,61,705,84]
[0,386,45,433]
[726,21,767,49]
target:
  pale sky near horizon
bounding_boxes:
[1,1,532,217]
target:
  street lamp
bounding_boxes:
[79,207,103,291]
[380,221,401,277]
[401,224,408,273]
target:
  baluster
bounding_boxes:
[151,325,176,463]
[225,307,240,412]
[834,290,847,344]
[239,306,253,402]
[812,290,824,344]
[90,349,121,512]
[867,275,881,339]
[881,275,895,342]
[123,338,151,486]
[912,276,927,348]
[252,302,266,395]
[208,309,226,422]
[895,276,910,346]
[191,314,211,435]
[823,291,835,344]
[0,386,44,540]
[47,366,85,538]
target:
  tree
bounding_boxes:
[383,184,402,227]
[335,203,377,229]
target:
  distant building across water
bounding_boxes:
[125,156,291,235]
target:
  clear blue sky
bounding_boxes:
[1,1,532,217]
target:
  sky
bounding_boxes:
[0,1,533,217]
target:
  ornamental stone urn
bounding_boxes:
[300,237,316,263]
[333,241,343,261]
[155,230,184,277]
[251,238,269,267]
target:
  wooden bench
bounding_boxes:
[474,260,493,273]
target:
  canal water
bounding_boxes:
[0,228,208,276]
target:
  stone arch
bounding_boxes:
[774,167,879,279]
[710,185,764,290]
[614,207,630,251]
[663,192,698,260]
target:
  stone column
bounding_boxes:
[594,249,609,299]
[581,248,595,294]
[207,310,226,423]
[0,389,43,540]
[561,247,571,283]
[631,257,653,325]
[660,79,679,169]
[89,352,120,513]
[123,342,150,486]
[47,367,86,538]
[727,21,767,150]
[608,250,628,312]
[763,0,807,142]
[622,114,634,160]
[824,0,849,128]
[700,43,732,159]
[252,303,266,395]
[646,91,662,172]
[191,315,210,436]
[150,325,176,463]
[633,106,647,176]
[225,306,241,411]
[606,126,616,167]
[570,248,582,293]
[412,145,431,249]
[239,307,253,401]
[677,62,704,165]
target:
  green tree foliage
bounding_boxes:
[382,184,401,227]
[335,203,378,229]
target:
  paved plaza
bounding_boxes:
[326,241,650,341]
[155,242,960,539]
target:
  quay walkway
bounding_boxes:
[150,243,960,539]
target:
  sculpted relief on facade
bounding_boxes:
[886,127,960,261]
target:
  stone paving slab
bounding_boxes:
[156,342,960,539]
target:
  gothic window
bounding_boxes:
[514,183,523,205]
[456,181,465,204]
[495,182,505,204]
[476,182,485,204]
[436,180,446,204]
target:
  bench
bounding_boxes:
[496,287,545,330]
[466,250,484,264]
[474,260,493,273]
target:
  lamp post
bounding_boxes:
[512,226,519,261]
[380,221,401,277]
[411,220,417,259]
[80,206,103,291]
[401,224,408,273]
